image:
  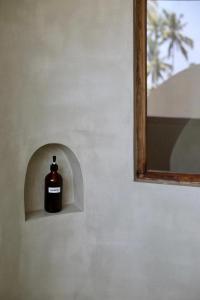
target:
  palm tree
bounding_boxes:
[147,1,162,41]
[147,36,172,88]
[147,2,172,87]
[147,0,158,13]
[162,9,194,72]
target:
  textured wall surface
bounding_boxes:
[1,1,200,300]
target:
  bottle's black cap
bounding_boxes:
[50,155,58,171]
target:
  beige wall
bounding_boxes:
[147,117,188,171]
[1,1,200,300]
[147,66,200,172]
[147,117,200,173]
[148,65,200,118]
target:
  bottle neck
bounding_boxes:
[50,156,58,172]
[50,164,58,172]
[51,170,57,173]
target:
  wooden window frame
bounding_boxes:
[134,0,200,186]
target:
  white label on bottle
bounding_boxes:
[48,187,61,193]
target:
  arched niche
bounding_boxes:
[24,143,84,221]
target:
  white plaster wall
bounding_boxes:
[1,1,200,300]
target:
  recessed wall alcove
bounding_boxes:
[24,143,84,221]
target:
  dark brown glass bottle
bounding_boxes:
[45,156,63,213]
